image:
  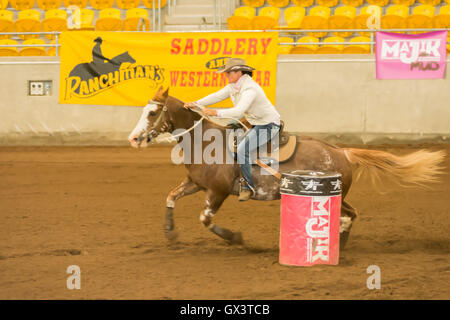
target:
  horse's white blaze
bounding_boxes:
[128,103,158,144]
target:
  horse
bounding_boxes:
[68,51,136,94]
[128,86,445,249]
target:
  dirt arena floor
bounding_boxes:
[0,144,449,300]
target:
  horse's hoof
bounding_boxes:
[230,232,244,245]
[165,230,179,241]
[340,231,350,250]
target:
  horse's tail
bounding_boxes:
[344,147,446,190]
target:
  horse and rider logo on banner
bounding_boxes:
[59,31,278,107]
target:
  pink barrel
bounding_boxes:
[279,171,342,267]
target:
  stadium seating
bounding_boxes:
[433,4,450,28]
[290,36,319,53]
[292,0,314,6]
[37,0,60,10]
[354,5,381,37]
[0,10,14,38]
[278,36,294,54]
[392,0,416,6]
[342,36,371,53]
[123,8,150,31]
[328,5,356,37]
[19,38,46,56]
[227,6,255,30]
[243,0,264,7]
[96,8,122,31]
[367,0,389,6]
[407,5,435,32]
[9,0,35,10]
[1,0,9,9]
[117,0,140,10]
[381,5,409,31]
[0,38,18,55]
[251,6,280,29]
[267,0,290,7]
[316,0,339,7]
[90,0,114,10]
[80,8,95,30]
[142,0,167,9]
[300,5,330,37]
[284,6,305,28]
[15,9,41,40]
[42,9,67,39]
[47,39,57,56]
[63,0,88,8]
[418,0,441,5]
[316,36,345,53]
[342,0,364,7]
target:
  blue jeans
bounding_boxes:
[237,123,280,191]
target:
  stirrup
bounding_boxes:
[239,178,255,196]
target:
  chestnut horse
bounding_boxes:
[129,87,445,249]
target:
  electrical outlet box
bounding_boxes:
[29,80,52,96]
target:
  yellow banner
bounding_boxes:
[59,31,279,108]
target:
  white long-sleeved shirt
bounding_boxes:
[196,74,280,126]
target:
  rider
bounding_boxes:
[185,58,281,202]
[91,37,111,73]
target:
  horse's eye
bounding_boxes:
[149,111,156,116]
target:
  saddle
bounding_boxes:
[228,120,298,179]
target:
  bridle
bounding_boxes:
[137,99,175,146]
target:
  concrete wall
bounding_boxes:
[0,55,449,146]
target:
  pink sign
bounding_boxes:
[376,30,448,79]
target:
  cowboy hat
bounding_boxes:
[94,37,103,43]
[216,58,255,74]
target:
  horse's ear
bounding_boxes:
[156,86,164,94]
[162,87,169,99]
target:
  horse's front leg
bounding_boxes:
[165,177,201,240]
[199,190,243,245]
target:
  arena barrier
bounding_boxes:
[279,171,342,266]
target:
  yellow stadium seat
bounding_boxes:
[381,5,409,32]
[316,36,345,54]
[96,8,122,31]
[407,5,435,33]
[267,0,290,7]
[1,0,9,9]
[301,5,330,37]
[290,36,319,53]
[0,10,14,39]
[42,9,67,39]
[142,0,167,8]
[392,0,415,6]
[366,0,389,6]
[63,0,88,8]
[79,8,95,30]
[354,5,381,37]
[123,8,150,31]
[243,0,264,7]
[418,0,441,5]
[292,0,314,6]
[47,39,57,56]
[15,9,41,40]
[343,36,371,53]
[117,0,140,9]
[0,39,18,55]
[90,0,114,10]
[251,6,280,30]
[342,0,364,7]
[316,0,338,7]
[278,36,294,54]
[37,0,60,10]
[284,6,305,28]
[433,5,450,28]
[329,5,356,37]
[227,6,255,30]
[19,38,46,56]
[9,0,35,10]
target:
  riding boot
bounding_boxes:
[238,178,255,202]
